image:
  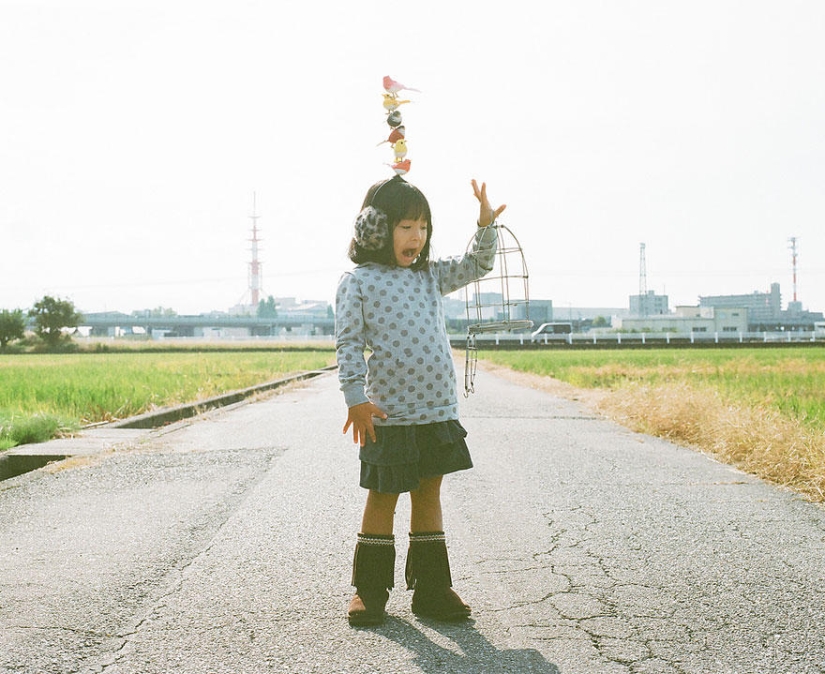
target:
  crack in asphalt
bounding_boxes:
[90,447,282,674]
[482,502,825,673]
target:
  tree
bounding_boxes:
[592,315,609,328]
[29,296,81,349]
[0,309,26,350]
[257,296,278,318]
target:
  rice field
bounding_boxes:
[0,349,335,450]
[481,347,825,502]
[483,347,825,429]
[5,345,825,501]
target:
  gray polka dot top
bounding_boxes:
[335,225,498,425]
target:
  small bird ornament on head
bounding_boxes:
[383,76,420,96]
[389,159,411,176]
[376,125,405,147]
[386,110,403,128]
[392,139,407,161]
[382,93,410,113]
[379,76,419,176]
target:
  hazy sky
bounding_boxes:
[2,0,823,316]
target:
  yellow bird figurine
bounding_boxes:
[392,139,408,161]
[383,93,410,112]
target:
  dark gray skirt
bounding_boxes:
[359,420,473,494]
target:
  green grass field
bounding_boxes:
[481,346,825,501]
[5,345,825,501]
[482,347,825,429]
[0,349,335,450]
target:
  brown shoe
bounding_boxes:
[348,534,395,627]
[411,586,472,620]
[347,590,389,626]
[406,532,472,621]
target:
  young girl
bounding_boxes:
[335,175,505,625]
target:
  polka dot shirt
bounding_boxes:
[335,226,498,425]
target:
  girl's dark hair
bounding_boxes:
[348,175,432,270]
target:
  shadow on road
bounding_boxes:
[365,616,561,673]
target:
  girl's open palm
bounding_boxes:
[472,179,506,228]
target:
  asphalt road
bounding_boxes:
[1,367,824,674]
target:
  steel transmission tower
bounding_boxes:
[248,193,264,307]
[788,236,798,303]
[639,242,648,316]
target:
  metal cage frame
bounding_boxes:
[463,222,532,395]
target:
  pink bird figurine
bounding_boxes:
[388,159,411,176]
[383,76,420,95]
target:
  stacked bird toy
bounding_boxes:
[379,75,419,176]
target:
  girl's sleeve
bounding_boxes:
[335,271,370,408]
[434,224,499,295]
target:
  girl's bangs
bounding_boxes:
[397,187,431,223]
[402,201,429,222]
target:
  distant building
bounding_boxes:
[515,299,552,326]
[629,290,669,316]
[700,282,823,331]
[700,283,781,325]
[560,307,629,321]
[615,306,748,334]
[442,296,466,321]
[274,297,330,319]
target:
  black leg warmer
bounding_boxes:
[406,531,471,620]
[348,533,395,626]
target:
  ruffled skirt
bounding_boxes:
[359,420,473,494]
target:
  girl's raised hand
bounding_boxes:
[343,401,388,447]
[472,179,506,228]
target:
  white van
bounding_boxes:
[531,322,573,338]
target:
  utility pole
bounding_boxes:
[788,236,798,303]
[639,242,648,317]
[248,193,263,308]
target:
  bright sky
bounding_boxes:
[2,0,823,317]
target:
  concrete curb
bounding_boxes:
[104,365,337,429]
[0,366,337,481]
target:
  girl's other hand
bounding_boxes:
[343,401,388,446]
[472,179,506,228]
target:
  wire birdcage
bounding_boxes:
[463,222,532,395]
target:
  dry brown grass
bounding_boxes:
[482,361,825,503]
[599,382,825,502]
